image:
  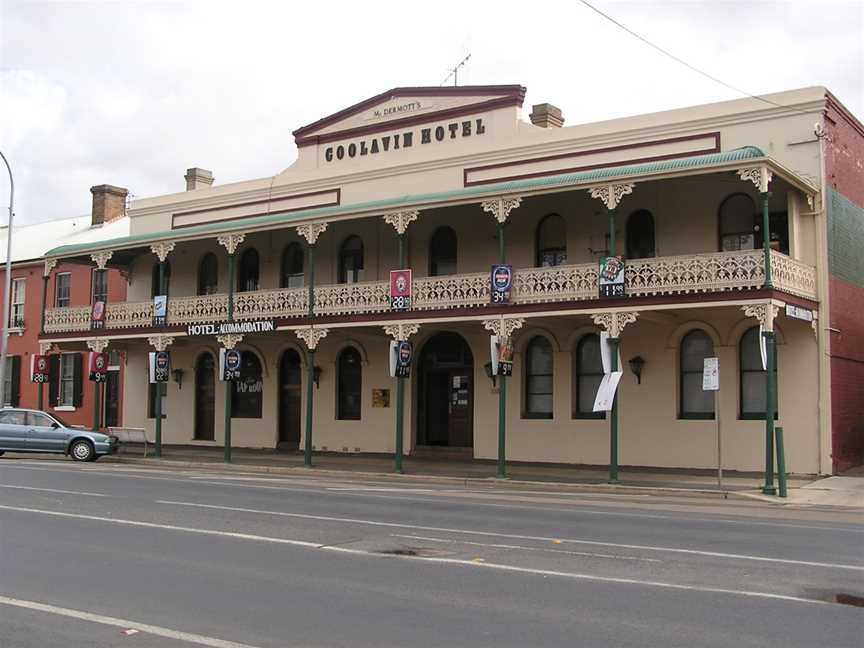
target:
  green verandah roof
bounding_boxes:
[46,146,766,259]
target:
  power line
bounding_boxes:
[576,0,816,115]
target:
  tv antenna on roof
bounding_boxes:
[440,53,471,87]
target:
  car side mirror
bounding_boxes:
[51,422,60,429]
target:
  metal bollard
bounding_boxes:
[776,427,787,498]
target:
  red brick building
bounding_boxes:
[0,185,129,429]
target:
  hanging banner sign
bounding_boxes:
[702,357,720,391]
[593,371,623,411]
[153,295,167,327]
[598,256,625,298]
[30,354,50,383]
[491,336,513,376]
[389,269,412,311]
[91,301,106,330]
[186,320,275,336]
[759,324,767,371]
[220,348,242,381]
[148,351,171,384]
[88,352,109,383]
[389,340,413,378]
[785,304,815,322]
[490,264,513,304]
[599,331,623,375]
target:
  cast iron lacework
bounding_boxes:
[383,323,420,341]
[296,328,328,351]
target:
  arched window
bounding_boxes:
[524,336,553,419]
[280,243,304,289]
[151,260,171,298]
[337,346,362,420]
[680,330,715,419]
[197,253,219,296]
[231,351,263,418]
[626,209,655,259]
[238,249,260,292]
[194,353,215,440]
[719,193,757,251]
[429,226,457,276]
[740,327,778,419]
[338,236,364,284]
[573,334,604,419]
[536,213,567,267]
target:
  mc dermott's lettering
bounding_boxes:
[324,118,486,163]
[186,320,275,336]
[372,101,421,119]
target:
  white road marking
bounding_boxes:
[0,504,832,607]
[391,533,662,562]
[2,461,861,534]
[0,483,109,497]
[156,500,864,572]
[0,595,262,648]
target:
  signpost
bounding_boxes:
[598,255,625,298]
[88,352,108,383]
[389,269,412,311]
[30,354,49,384]
[490,264,513,304]
[703,356,722,489]
[153,295,167,327]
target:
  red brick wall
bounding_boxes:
[824,92,864,472]
[0,260,127,431]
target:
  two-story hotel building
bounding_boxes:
[40,85,863,477]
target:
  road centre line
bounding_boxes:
[0,595,263,648]
[0,504,834,607]
[156,500,864,571]
[391,534,662,562]
[3,462,862,534]
[0,483,109,497]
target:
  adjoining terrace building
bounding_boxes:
[39,85,863,476]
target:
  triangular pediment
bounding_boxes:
[293,85,525,146]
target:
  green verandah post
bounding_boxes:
[37,272,49,410]
[497,219,507,479]
[607,206,620,484]
[394,232,406,474]
[224,251,235,463]
[760,187,777,496]
[304,240,316,468]
[154,259,166,458]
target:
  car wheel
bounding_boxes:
[70,440,95,462]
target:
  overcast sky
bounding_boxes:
[1,0,861,225]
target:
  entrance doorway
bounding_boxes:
[104,371,120,428]
[418,332,473,448]
[278,349,302,447]
[194,353,215,441]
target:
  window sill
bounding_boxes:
[8,327,24,336]
[54,406,76,412]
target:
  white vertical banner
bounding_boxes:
[759,324,767,371]
[388,341,398,378]
[600,331,623,375]
[489,335,499,377]
[593,371,623,412]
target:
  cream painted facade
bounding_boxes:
[42,84,839,476]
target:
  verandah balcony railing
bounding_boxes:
[42,249,817,334]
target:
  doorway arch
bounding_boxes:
[278,349,302,447]
[417,332,474,448]
[194,352,216,441]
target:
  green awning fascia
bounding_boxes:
[46,146,769,259]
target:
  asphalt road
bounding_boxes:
[0,457,861,648]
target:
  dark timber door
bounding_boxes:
[104,371,120,428]
[194,353,215,441]
[419,332,473,448]
[278,350,302,447]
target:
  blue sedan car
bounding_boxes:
[0,408,118,462]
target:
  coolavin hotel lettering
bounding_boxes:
[324,118,486,162]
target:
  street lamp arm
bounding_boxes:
[0,150,15,405]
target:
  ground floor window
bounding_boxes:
[740,326,778,419]
[524,336,553,419]
[337,346,362,420]
[573,334,604,419]
[679,330,715,419]
[231,351,263,418]
[50,353,81,409]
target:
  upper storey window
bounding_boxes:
[338,236,364,284]
[238,249,260,292]
[429,226,457,276]
[536,214,567,267]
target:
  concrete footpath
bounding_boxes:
[102,445,864,507]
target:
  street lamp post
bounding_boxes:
[0,151,14,404]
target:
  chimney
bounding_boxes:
[90,184,128,226]
[185,167,214,191]
[529,103,564,128]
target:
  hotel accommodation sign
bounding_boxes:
[186,320,275,336]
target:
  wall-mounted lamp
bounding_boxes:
[172,368,185,390]
[483,362,496,388]
[313,365,322,389]
[628,356,645,385]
